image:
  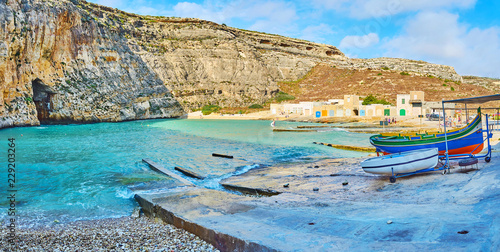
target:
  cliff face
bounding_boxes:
[0,0,344,128]
[1,0,186,128]
[0,0,464,128]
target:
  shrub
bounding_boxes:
[274,91,295,103]
[381,67,390,70]
[201,105,221,115]
[362,94,392,105]
[400,71,410,76]
[249,104,263,109]
[450,87,455,91]
[377,73,382,76]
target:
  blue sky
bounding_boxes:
[88,0,500,78]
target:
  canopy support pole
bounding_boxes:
[465,104,468,124]
[442,100,450,170]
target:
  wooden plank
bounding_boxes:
[142,158,194,185]
[312,142,376,152]
[175,166,205,179]
[273,129,317,132]
[212,153,233,159]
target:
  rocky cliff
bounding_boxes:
[0,0,464,128]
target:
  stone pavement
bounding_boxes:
[135,146,500,251]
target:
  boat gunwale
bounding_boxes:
[361,153,439,169]
[369,114,482,146]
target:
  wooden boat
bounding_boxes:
[369,108,484,155]
[361,148,439,178]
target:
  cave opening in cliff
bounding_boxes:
[32,78,56,123]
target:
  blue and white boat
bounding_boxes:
[361,148,439,182]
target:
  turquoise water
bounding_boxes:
[0,119,371,227]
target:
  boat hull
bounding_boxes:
[361,148,439,175]
[370,113,484,155]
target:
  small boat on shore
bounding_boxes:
[369,108,484,155]
[361,148,439,182]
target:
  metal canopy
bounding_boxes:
[443,94,500,104]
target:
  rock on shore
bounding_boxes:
[0,216,219,251]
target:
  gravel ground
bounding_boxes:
[0,216,219,251]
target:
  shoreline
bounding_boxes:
[134,140,500,251]
[0,216,219,251]
[4,113,499,250]
[188,110,500,146]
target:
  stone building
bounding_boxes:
[271,91,433,118]
[396,91,425,117]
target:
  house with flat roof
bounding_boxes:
[270,91,432,118]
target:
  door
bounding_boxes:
[400,109,406,116]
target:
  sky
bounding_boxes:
[87,0,500,78]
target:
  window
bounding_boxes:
[402,98,405,104]
[414,94,417,99]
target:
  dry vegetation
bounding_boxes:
[278,63,500,108]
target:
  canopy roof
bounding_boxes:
[443,94,500,104]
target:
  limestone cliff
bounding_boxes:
[0,0,345,128]
[0,0,463,128]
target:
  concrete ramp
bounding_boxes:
[135,152,500,251]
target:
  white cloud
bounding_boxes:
[310,0,349,10]
[299,23,335,43]
[234,1,298,35]
[383,11,500,78]
[385,12,467,58]
[311,0,476,19]
[340,32,379,49]
[172,2,226,23]
[165,1,298,35]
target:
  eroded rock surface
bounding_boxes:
[0,0,464,128]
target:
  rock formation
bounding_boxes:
[0,0,464,128]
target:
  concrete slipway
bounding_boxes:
[135,145,500,251]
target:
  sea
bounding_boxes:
[0,119,371,227]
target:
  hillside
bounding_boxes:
[279,63,500,107]
[0,0,497,128]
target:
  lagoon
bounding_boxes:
[0,119,371,227]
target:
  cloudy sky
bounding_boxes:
[87,0,500,78]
